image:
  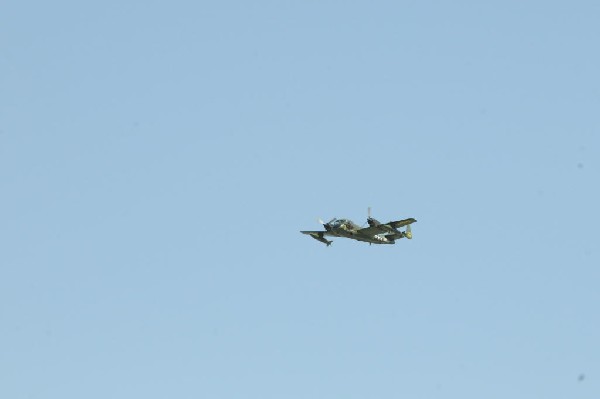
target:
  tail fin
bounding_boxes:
[405,224,412,239]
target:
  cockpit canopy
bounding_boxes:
[327,218,359,230]
[327,218,347,227]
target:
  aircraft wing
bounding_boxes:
[357,218,417,236]
[301,230,333,236]
[388,218,417,229]
[300,231,333,246]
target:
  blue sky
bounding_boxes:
[1,1,599,398]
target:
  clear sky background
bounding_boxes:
[1,1,599,398]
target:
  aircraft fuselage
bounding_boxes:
[325,219,395,244]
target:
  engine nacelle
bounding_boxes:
[367,217,381,227]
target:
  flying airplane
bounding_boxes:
[301,208,417,246]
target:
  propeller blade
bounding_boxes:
[318,218,325,225]
[361,207,372,227]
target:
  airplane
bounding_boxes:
[301,208,417,246]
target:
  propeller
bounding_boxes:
[366,206,381,227]
[319,218,335,230]
[361,207,372,227]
